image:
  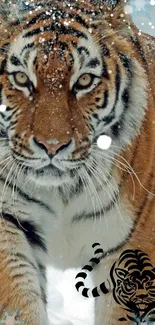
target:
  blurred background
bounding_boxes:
[130,0,155,36]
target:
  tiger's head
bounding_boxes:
[111,250,155,316]
[0,0,147,187]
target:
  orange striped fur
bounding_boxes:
[0,1,154,324]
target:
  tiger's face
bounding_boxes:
[114,268,155,312]
[0,1,147,187]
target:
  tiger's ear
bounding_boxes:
[115,268,128,280]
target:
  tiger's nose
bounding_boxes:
[34,137,71,155]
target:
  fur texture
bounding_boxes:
[0,0,154,324]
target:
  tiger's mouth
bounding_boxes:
[133,299,153,311]
[34,158,82,173]
[137,303,148,310]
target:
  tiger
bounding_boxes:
[0,0,154,324]
[75,244,155,324]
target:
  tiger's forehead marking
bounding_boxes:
[7,23,102,93]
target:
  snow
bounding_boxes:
[47,267,94,325]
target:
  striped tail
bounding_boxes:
[75,243,111,298]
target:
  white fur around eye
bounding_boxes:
[8,74,30,98]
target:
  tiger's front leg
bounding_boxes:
[0,217,49,325]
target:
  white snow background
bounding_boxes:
[47,2,155,325]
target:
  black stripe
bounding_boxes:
[118,253,137,265]
[68,5,99,17]
[89,257,100,264]
[17,187,54,214]
[23,11,50,28]
[23,10,89,30]
[114,64,121,103]
[111,121,122,138]
[58,41,69,52]
[2,213,47,252]
[100,282,109,294]
[38,263,46,283]
[102,64,121,125]
[118,52,132,75]
[75,272,87,279]
[5,252,37,272]
[82,288,89,298]
[111,82,131,138]
[94,248,104,255]
[111,88,130,138]
[82,265,93,272]
[0,42,10,55]
[128,262,152,272]
[41,286,47,304]
[92,242,100,248]
[102,60,109,79]
[73,191,118,221]
[0,83,3,104]
[20,43,35,55]
[0,112,13,122]
[24,24,88,40]
[77,46,90,56]
[10,55,22,67]
[86,58,100,69]
[122,88,129,105]
[119,318,128,322]
[16,252,37,270]
[59,176,84,204]
[102,44,110,57]
[0,59,7,75]
[9,120,18,129]
[75,281,84,291]
[6,106,13,112]
[92,287,100,297]
[97,90,108,109]
[38,263,46,275]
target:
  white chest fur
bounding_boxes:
[46,186,134,269]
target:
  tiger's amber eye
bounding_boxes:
[14,72,29,86]
[78,74,93,87]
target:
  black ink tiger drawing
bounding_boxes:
[75,244,155,324]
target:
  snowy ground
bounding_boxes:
[47,267,94,325]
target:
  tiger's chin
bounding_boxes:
[26,165,74,187]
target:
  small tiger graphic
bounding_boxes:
[75,245,155,324]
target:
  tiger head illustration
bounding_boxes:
[110,250,155,316]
